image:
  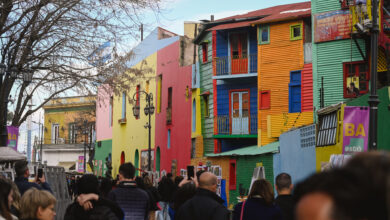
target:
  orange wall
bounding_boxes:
[258,20,305,146]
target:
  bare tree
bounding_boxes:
[0,0,163,137]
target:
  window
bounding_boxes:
[157,75,162,113]
[258,26,270,44]
[167,129,171,149]
[289,71,301,113]
[136,85,140,119]
[230,33,248,74]
[229,159,237,190]
[191,138,196,159]
[51,123,59,144]
[202,43,208,63]
[340,0,354,9]
[122,92,126,119]
[316,111,338,147]
[290,24,303,40]
[259,90,270,110]
[69,123,76,144]
[167,87,172,124]
[203,95,209,117]
[343,62,369,98]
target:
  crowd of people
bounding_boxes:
[0,151,389,220]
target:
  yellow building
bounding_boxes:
[43,95,96,172]
[111,53,157,177]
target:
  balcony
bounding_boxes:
[383,6,390,32]
[166,107,172,125]
[215,114,257,137]
[213,54,257,79]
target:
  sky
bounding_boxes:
[17,0,309,156]
[150,0,309,35]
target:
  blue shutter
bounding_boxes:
[289,71,301,113]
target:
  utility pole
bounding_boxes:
[368,0,380,150]
[27,103,34,162]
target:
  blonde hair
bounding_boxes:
[5,179,21,210]
[20,188,56,219]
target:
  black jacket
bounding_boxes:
[176,188,230,220]
[233,198,282,220]
[14,176,52,196]
[107,181,150,220]
[275,195,294,220]
[64,197,124,220]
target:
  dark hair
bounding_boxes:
[14,160,28,177]
[135,176,145,190]
[173,182,196,211]
[78,174,99,194]
[275,173,292,190]
[0,178,12,220]
[174,176,184,187]
[158,176,175,202]
[143,176,153,188]
[119,162,135,179]
[99,177,113,198]
[248,179,274,205]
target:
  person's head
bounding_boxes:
[20,188,56,220]
[248,179,274,205]
[173,182,197,211]
[144,175,153,188]
[4,179,21,211]
[198,172,218,193]
[0,179,12,220]
[158,176,175,202]
[99,177,113,197]
[135,176,145,189]
[14,160,29,177]
[174,176,184,187]
[118,162,135,181]
[350,82,355,88]
[196,170,205,181]
[78,174,99,195]
[275,173,292,195]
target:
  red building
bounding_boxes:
[155,39,193,175]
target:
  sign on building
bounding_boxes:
[314,10,351,43]
[343,106,369,154]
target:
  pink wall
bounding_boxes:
[96,84,113,141]
[155,41,192,175]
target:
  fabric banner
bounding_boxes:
[343,106,369,154]
[7,126,19,151]
[314,10,351,43]
[78,156,84,173]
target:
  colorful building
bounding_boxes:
[254,2,314,147]
[110,27,180,177]
[42,95,96,172]
[94,85,113,176]
[155,34,194,175]
[312,0,390,164]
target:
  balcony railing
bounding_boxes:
[166,107,172,124]
[383,6,390,31]
[215,114,257,135]
[214,54,257,76]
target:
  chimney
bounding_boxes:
[210,15,214,22]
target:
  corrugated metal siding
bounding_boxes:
[258,20,305,146]
[302,63,313,112]
[312,0,341,14]
[313,39,366,110]
[199,32,214,154]
[267,111,313,138]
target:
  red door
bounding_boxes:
[230,33,248,74]
[120,151,125,165]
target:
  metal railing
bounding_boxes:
[215,114,257,135]
[383,6,390,31]
[214,54,257,76]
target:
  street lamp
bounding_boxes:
[132,91,154,171]
[0,60,33,147]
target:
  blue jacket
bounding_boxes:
[233,198,282,220]
[108,181,150,220]
[14,176,53,196]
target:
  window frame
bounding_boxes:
[259,90,270,110]
[289,70,302,113]
[258,25,270,44]
[316,111,338,147]
[229,159,237,190]
[121,92,126,120]
[343,61,369,98]
[290,23,303,41]
[136,85,140,119]
[203,95,210,118]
